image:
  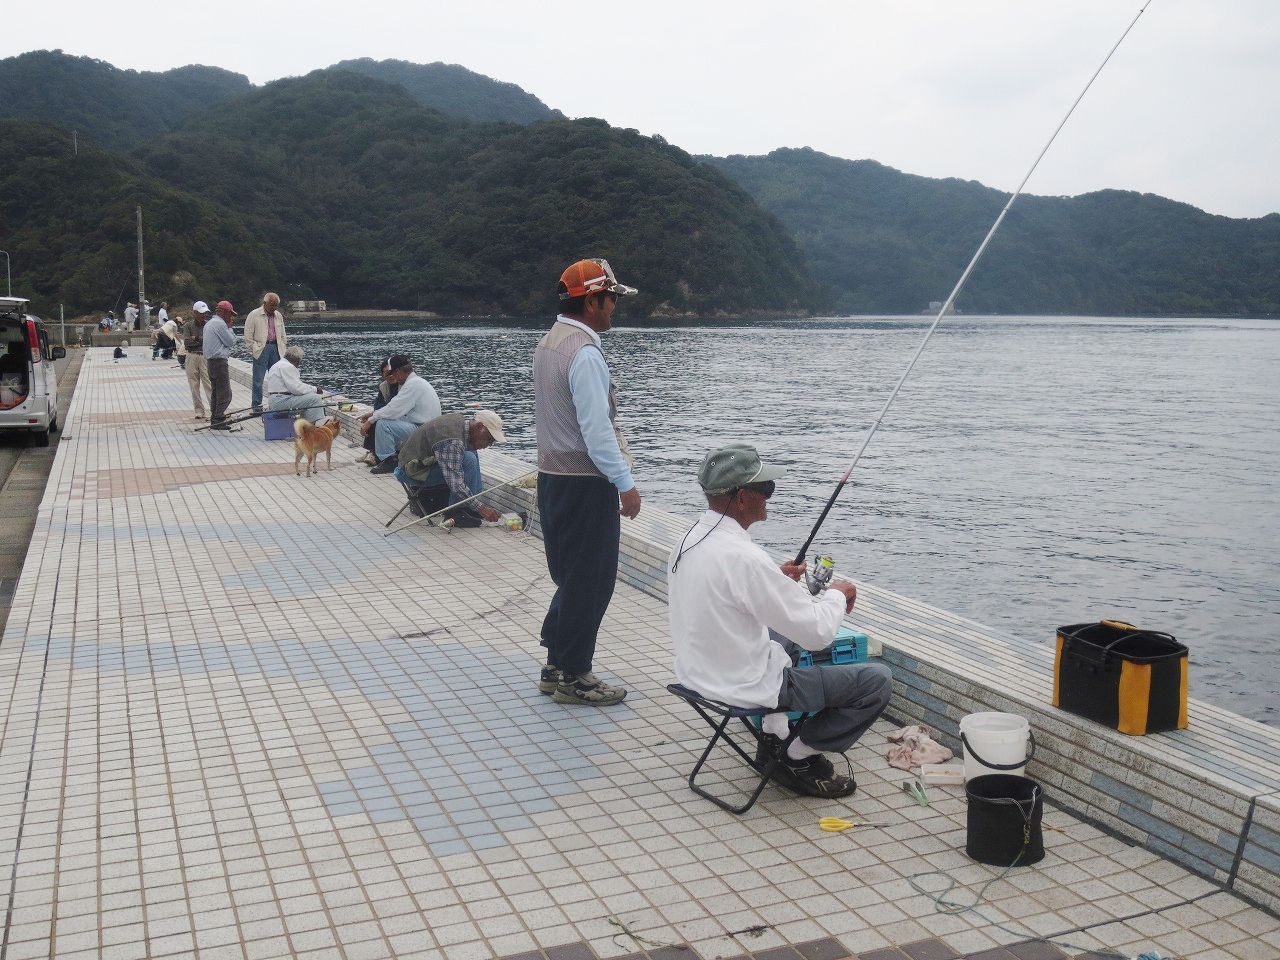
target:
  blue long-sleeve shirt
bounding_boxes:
[202,318,236,360]
[563,321,634,492]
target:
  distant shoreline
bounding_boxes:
[286,310,1280,324]
[285,309,839,323]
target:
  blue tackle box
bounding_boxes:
[263,411,295,440]
[796,628,869,667]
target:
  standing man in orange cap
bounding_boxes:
[532,258,642,706]
[204,300,239,430]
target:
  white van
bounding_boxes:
[0,297,67,447]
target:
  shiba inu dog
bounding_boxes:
[293,417,342,477]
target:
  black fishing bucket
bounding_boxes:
[965,774,1044,866]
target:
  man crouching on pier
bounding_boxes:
[667,444,892,800]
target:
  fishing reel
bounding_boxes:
[805,555,836,596]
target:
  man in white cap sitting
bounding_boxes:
[667,443,892,800]
[394,410,506,524]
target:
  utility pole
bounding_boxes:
[60,304,65,347]
[136,206,145,330]
[0,249,9,296]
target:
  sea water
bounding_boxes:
[291,315,1280,727]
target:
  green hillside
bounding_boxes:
[5,48,1279,319]
[0,120,280,314]
[707,148,1280,315]
[331,58,562,124]
[136,70,821,316]
[0,50,251,152]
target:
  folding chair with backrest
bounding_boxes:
[667,683,813,815]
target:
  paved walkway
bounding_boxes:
[0,351,81,628]
[1,348,1277,960]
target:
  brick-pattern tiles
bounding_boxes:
[80,461,343,499]
[495,937,1080,960]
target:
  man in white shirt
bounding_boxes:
[155,306,178,360]
[668,444,892,800]
[266,346,326,423]
[359,354,441,473]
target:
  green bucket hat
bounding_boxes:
[697,443,787,495]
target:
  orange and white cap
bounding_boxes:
[558,258,638,300]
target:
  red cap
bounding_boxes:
[216,300,238,316]
[558,258,638,300]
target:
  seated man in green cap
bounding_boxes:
[667,443,893,800]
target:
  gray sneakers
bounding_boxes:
[538,666,562,695]
[552,671,627,706]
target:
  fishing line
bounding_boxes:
[792,0,1155,566]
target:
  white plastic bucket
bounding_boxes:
[959,712,1034,780]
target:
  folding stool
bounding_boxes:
[667,683,814,814]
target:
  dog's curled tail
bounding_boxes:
[293,417,315,438]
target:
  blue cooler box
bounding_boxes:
[264,411,295,440]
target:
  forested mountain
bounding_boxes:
[0,51,251,152]
[331,59,562,123]
[132,70,819,315]
[3,50,1278,318]
[0,121,278,310]
[708,148,1280,315]
[3,68,821,316]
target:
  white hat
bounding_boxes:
[473,410,506,443]
[192,301,210,314]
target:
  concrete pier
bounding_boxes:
[0,348,1276,959]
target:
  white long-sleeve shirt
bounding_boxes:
[668,510,847,708]
[265,358,317,396]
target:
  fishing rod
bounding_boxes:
[195,389,349,432]
[384,471,536,537]
[192,406,263,431]
[792,1,1155,567]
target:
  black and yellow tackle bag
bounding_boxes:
[1053,620,1188,735]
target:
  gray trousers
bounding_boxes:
[771,631,893,753]
[269,393,326,423]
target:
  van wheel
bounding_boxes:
[50,415,58,433]
[33,428,50,448]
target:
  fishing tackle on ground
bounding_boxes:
[790,0,1156,566]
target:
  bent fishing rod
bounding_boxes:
[384,471,536,537]
[792,0,1154,567]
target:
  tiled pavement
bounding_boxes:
[0,349,1277,960]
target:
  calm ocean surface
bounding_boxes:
[288,315,1280,727]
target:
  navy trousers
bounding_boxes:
[538,473,620,677]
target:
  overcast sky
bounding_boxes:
[7,0,1278,219]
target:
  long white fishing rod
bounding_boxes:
[792,0,1155,566]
